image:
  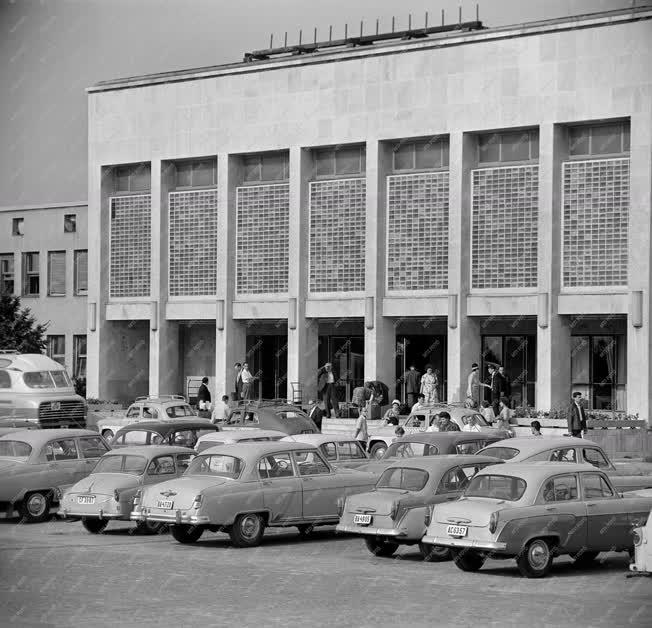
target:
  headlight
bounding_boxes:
[632,529,642,546]
[191,494,203,510]
[114,490,120,502]
[489,511,499,534]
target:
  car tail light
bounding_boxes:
[390,501,406,522]
[114,490,120,502]
[632,529,642,546]
[424,506,431,527]
[191,495,203,510]
[133,490,141,506]
[489,511,499,534]
[337,497,345,517]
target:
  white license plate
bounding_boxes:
[157,500,174,510]
[353,514,372,526]
[446,524,468,537]
[77,495,95,505]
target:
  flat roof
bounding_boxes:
[0,201,87,214]
[88,6,652,94]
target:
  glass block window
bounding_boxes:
[387,172,449,291]
[109,195,151,298]
[562,158,629,287]
[236,183,289,294]
[471,166,539,289]
[169,189,218,296]
[309,178,366,292]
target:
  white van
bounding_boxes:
[0,352,87,428]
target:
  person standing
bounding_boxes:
[498,366,511,404]
[307,399,325,432]
[566,391,588,438]
[482,363,505,416]
[420,366,438,405]
[241,362,255,400]
[196,377,212,418]
[233,363,243,401]
[211,395,230,425]
[404,365,421,408]
[317,362,338,418]
[353,404,369,449]
[466,363,480,409]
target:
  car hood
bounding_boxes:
[68,473,141,494]
[433,496,515,527]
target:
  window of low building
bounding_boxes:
[48,251,66,296]
[64,214,76,233]
[242,152,289,183]
[22,252,40,296]
[12,218,24,236]
[47,335,65,366]
[478,130,539,164]
[0,254,14,294]
[73,335,87,379]
[114,163,151,193]
[74,250,88,295]
[314,145,366,177]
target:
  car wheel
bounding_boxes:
[135,520,167,535]
[517,538,554,578]
[419,542,451,562]
[229,513,265,548]
[101,429,114,441]
[451,548,486,572]
[364,537,399,557]
[81,517,109,534]
[170,524,204,544]
[369,442,387,459]
[19,491,52,523]
[571,550,599,566]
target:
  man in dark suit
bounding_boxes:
[307,400,325,432]
[196,377,211,418]
[566,391,588,437]
[404,365,421,408]
[317,362,338,418]
[482,363,505,417]
[233,363,243,401]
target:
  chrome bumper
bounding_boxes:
[130,509,210,525]
[62,508,124,520]
[421,535,507,551]
[336,523,407,538]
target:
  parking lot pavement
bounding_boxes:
[0,519,650,628]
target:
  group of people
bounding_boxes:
[466,361,512,415]
[404,364,441,406]
[193,363,257,424]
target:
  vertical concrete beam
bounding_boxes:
[365,139,396,400]
[537,123,570,412]
[287,147,318,403]
[215,153,246,399]
[447,132,480,403]
[627,110,652,422]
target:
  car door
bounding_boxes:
[257,452,303,522]
[43,438,83,487]
[580,472,631,551]
[77,436,110,477]
[293,449,340,519]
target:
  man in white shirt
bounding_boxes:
[466,363,480,408]
[462,415,482,432]
[354,406,368,446]
[411,393,427,413]
[210,395,230,425]
[241,363,254,400]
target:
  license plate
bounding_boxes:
[446,524,467,537]
[77,495,95,505]
[353,514,372,526]
[157,500,174,510]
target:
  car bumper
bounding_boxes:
[61,508,126,521]
[336,523,408,538]
[130,509,210,525]
[421,535,507,551]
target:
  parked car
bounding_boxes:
[628,489,652,575]
[221,401,318,436]
[0,429,111,522]
[476,437,652,492]
[60,446,195,534]
[336,455,502,559]
[365,404,512,458]
[130,441,377,547]
[421,462,652,578]
[196,429,286,453]
[96,395,197,440]
[0,352,87,429]
[281,434,370,469]
[110,420,218,449]
[358,432,507,476]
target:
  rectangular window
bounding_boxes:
[114,163,151,193]
[74,250,88,295]
[478,130,539,164]
[0,254,14,294]
[48,251,66,296]
[47,335,65,366]
[22,252,40,296]
[64,214,76,233]
[174,159,217,188]
[392,138,450,172]
[12,218,24,236]
[73,335,87,379]
[569,122,630,157]
[242,153,289,183]
[314,145,366,177]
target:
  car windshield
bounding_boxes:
[377,467,428,491]
[465,474,527,501]
[93,455,147,475]
[383,442,436,459]
[478,446,520,461]
[186,454,244,479]
[0,440,32,459]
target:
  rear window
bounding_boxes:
[23,370,71,388]
[478,446,520,461]
[94,455,147,475]
[187,454,244,478]
[196,441,224,453]
[465,474,527,501]
[165,405,194,418]
[377,467,429,491]
[0,440,32,458]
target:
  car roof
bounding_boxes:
[281,434,361,445]
[409,404,481,417]
[200,430,286,442]
[131,398,191,405]
[114,420,216,434]
[198,441,318,459]
[394,432,500,445]
[384,454,503,472]
[475,461,601,481]
[100,445,192,458]
[0,429,101,446]
[481,436,594,454]
[0,352,67,372]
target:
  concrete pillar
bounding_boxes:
[447,132,480,403]
[365,139,396,401]
[287,147,318,403]
[627,111,652,422]
[536,123,571,412]
[214,153,246,399]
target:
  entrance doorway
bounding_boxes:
[318,335,364,403]
[245,334,288,400]
[395,335,447,404]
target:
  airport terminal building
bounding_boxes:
[85,7,652,416]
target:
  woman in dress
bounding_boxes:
[420,366,438,405]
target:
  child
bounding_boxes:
[530,420,542,436]
[480,400,495,424]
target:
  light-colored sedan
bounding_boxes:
[629,489,652,575]
[196,429,286,453]
[421,462,652,578]
[336,455,501,559]
[130,441,377,547]
[60,446,195,534]
[0,429,111,522]
[281,434,370,469]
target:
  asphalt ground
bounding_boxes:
[0,518,650,628]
